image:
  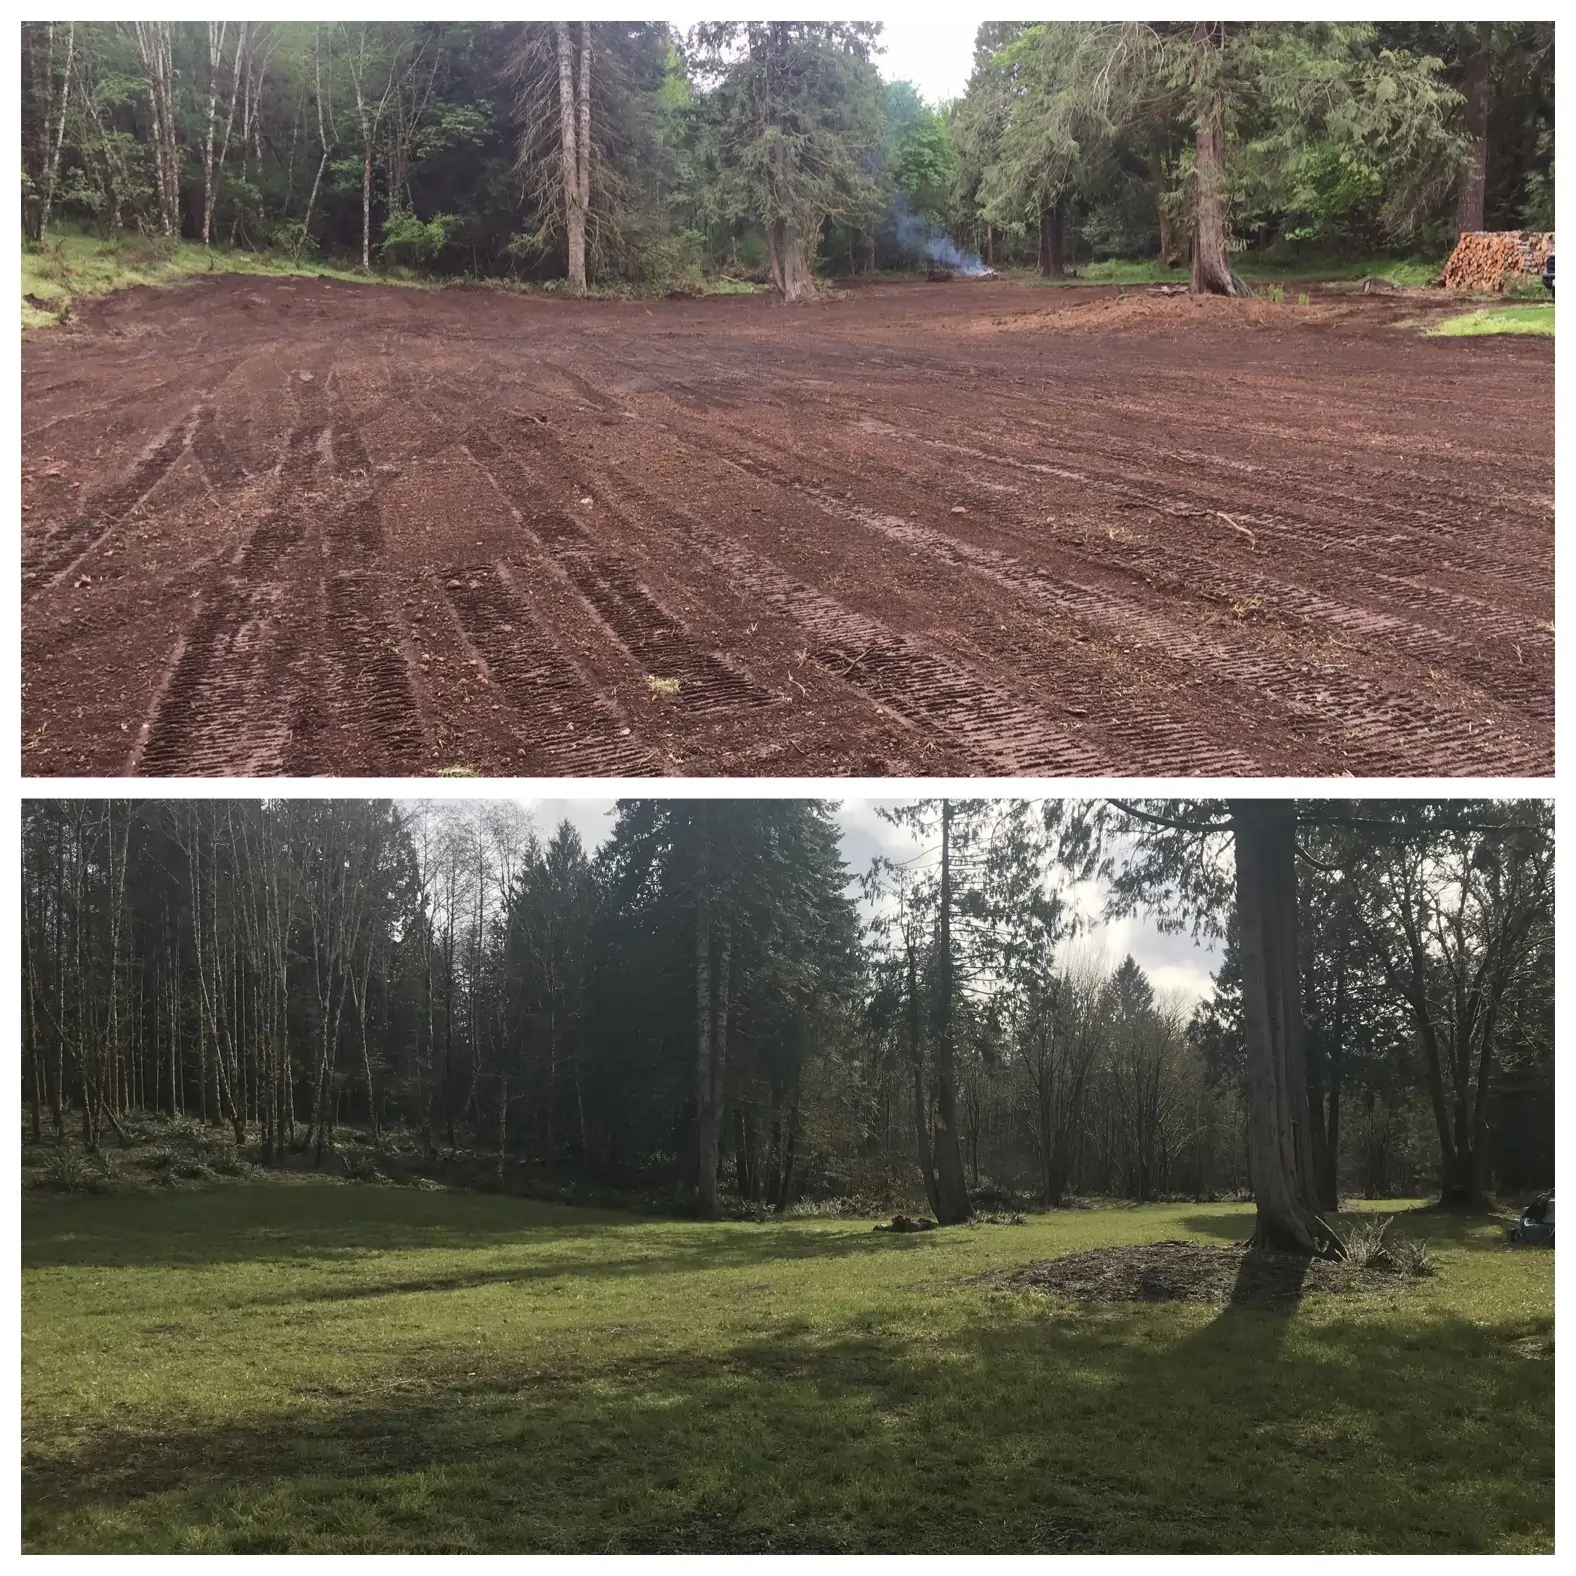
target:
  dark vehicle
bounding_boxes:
[1542,250,1554,297]
[1509,1191,1554,1246]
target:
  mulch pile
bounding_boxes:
[985,1240,1403,1308]
[1441,230,1553,291]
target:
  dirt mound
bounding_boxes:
[979,292,1337,336]
[991,1240,1403,1307]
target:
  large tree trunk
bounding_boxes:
[1231,801,1342,1256]
[1455,41,1490,237]
[929,803,972,1224]
[1189,23,1235,297]
[778,224,815,303]
[556,22,588,293]
[1038,199,1066,278]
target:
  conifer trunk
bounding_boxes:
[1038,199,1066,278]
[557,22,588,293]
[929,803,972,1224]
[1455,42,1490,237]
[1231,800,1342,1256]
[1190,23,1235,296]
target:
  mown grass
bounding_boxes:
[21,1180,1551,1554]
[20,228,432,328]
[1428,303,1554,337]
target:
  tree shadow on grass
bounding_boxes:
[23,1272,1553,1555]
[22,1188,931,1275]
[1178,1208,1515,1254]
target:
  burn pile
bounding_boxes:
[927,265,1000,283]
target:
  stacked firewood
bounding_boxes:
[1440,231,1554,291]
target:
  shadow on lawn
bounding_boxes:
[21,1187,935,1279]
[1178,1208,1514,1253]
[23,1279,1553,1555]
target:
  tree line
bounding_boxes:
[20,21,1553,297]
[21,799,1553,1244]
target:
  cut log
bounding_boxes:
[1441,230,1554,292]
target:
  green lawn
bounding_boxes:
[1428,303,1554,337]
[21,1183,1552,1553]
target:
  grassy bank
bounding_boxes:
[20,229,762,329]
[22,1178,1552,1554]
[20,229,429,328]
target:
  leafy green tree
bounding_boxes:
[686,22,886,301]
[885,81,954,225]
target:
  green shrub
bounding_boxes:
[1264,283,1285,304]
[39,1149,89,1192]
[1389,1235,1435,1277]
[1502,271,1549,301]
[1297,292,1311,307]
[1343,1215,1393,1269]
[380,211,455,267]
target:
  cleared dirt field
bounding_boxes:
[21,276,1552,777]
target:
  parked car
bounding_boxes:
[1509,1191,1554,1246]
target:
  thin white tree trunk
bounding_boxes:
[297,29,332,259]
[201,22,228,245]
[208,21,247,247]
[38,22,76,241]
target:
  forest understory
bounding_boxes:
[21,275,1552,779]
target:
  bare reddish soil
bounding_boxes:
[22,276,1552,777]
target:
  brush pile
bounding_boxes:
[1441,230,1554,291]
[926,266,954,282]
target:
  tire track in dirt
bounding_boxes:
[134,375,330,775]
[606,488,1128,774]
[706,431,1541,775]
[472,383,1176,774]
[644,345,1551,608]
[297,373,434,772]
[463,425,778,735]
[23,417,194,600]
[438,567,654,774]
[726,406,1553,721]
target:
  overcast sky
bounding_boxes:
[668,16,983,106]
[870,15,981,104]
[504,797,1221,1006]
